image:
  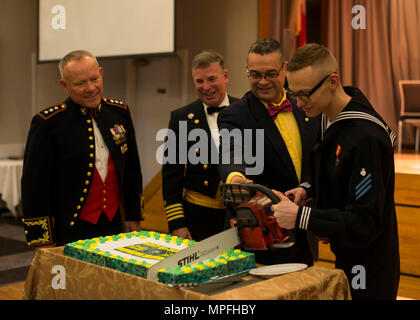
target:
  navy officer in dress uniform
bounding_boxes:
[21,50,143,247]
[162,50,238,241]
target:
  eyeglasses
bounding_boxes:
[247,63,285,81]
[286,73,337,103]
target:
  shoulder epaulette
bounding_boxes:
[103,97,127,110]
[37,103,67,120]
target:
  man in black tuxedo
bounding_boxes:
[217,39,319,265]
[162,50,238,241]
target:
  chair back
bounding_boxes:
[399,80,420,118]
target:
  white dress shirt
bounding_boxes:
[203,93,230,152]
[92,118,109,182]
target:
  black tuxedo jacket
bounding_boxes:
[218,90,320,192]
[21,97,143,246]
[217,91,320,264]
[162,96,238,232]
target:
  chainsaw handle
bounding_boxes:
[222,183,281,204]
[246,184,281,204]
[248,184,296,203]
[221,183,296,207]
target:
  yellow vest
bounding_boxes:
[261,89,302,182]
[227,90,302,183]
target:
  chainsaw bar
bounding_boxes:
[147,227,241,282]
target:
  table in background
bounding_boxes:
[23,247,351,300]
[0,159,23,217]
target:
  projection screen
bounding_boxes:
[38,0,175,62]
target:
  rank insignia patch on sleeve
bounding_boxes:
[355,172,372,201]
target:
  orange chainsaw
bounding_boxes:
[147,183,295,282]
[221,183,296,250]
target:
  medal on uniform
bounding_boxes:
[110,124,127,145]
[335,144,342,166]
[120,143,128,154]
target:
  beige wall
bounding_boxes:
[175,0,258,99]
[0,1,36,155]
[134,0,258,185]
[0,0,258,186]
[0,1,129,158]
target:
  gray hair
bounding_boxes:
[59,50,97,78]
[191,50,225,73]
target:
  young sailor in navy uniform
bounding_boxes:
[162,50,238,241]
[21,50,143,247]
[273,43,400,299]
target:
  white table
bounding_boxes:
[0,159,23,217]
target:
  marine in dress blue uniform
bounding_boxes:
[21,97,143,246]
[21,50,143,247]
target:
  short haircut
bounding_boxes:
[191,50,225,73]
[286,43,338,73]
[59,50,97,78]
[248,38,285,62]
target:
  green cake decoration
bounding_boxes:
[64,230,255,284]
